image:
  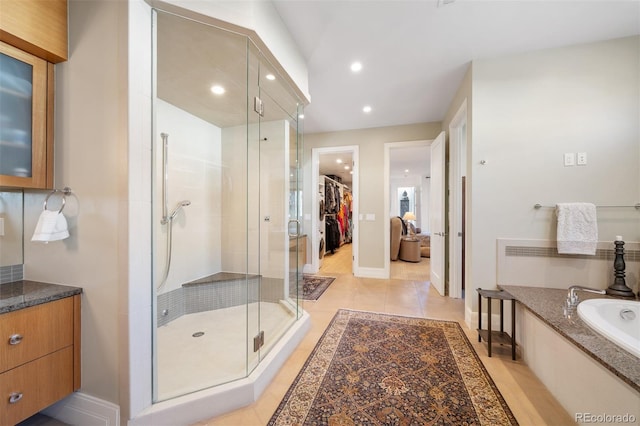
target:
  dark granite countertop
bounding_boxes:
[500,285,640,393]
[0,280,82,314]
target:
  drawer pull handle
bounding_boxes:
[9,392,23,404]
[8,334,23,345]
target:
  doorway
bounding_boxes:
[311,146,359,276]
[384,140,431,280]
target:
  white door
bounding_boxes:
[429,131,446,296]
[448,102,467,299]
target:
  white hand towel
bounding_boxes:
[556,202,597,255]
[31,210,70,243]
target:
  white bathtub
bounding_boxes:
[577,298,640,358]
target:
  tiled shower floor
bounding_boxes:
[156,301,297,401]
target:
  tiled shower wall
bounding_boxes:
[157,276,286,327]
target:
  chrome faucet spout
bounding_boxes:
[567,285,606,307]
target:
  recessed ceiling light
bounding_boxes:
[350,171,353,175]
[210,85,225,95]
[350,62,362,72]
[298,114,305,119]
[344,165,350,170]
[265,74,276,81]
[405,169,409,173]
[363,105,372,113]
[336,159,343,164]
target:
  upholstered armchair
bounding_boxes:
[390,217,403,260]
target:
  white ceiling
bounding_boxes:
[319,152,354,186]
[273,0,640,134]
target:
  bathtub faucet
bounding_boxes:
[567,285,606,308]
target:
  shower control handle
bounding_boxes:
[288,219,301,237]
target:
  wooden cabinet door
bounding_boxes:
[0,347,74,425]
[0,297,74,372]
[0,40,52,189]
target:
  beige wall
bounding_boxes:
[0,191,23,266]
[23,0,125,404]
[469,36,640,307]
[304,123,442,270]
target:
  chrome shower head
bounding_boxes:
[167,200,191,221]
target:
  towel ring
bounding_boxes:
[43,187,72,214]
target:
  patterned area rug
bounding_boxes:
[269,310,518,425]
[302,275,336,300]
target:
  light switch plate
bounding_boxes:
[564,153,575,167]
[577,152,587,165]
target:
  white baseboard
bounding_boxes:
[355,267,386,279]
[42,392,120,426]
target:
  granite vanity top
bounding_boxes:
[0,280,82,314]
[500,285,640,393]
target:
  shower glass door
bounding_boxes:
[246,43,303,372]
[151,6,304,403]
[152,9,253,401]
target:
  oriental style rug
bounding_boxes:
[269,309,518,425]
[302,275,336,300]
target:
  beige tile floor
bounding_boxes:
[196,244,575,425]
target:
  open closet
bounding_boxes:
[317,151,354,273]
[320,175,352,253]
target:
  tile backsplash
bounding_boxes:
[0,264,24,284]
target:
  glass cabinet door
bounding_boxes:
[0,41,50,188]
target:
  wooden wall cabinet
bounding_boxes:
[0,295,81,425]
[0,0,66,189]
[0,0,68,64]
[0,40,54,189]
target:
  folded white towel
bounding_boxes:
[31,210,70,243]
[556,203,597,255]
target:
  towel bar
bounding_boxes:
[534,203,640,210]
[43,187,72,213]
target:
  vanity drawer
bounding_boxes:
[0,346,74,425]
[0,297,74,372]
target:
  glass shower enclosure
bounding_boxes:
[151,8,304,402]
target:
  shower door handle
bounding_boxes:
[288,219,301,237]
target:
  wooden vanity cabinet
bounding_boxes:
[0,295,81,425]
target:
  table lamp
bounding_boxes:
[402,212,416,237]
